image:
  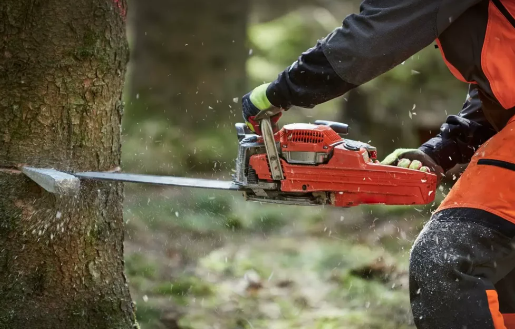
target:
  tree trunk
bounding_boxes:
[125,0,249,129]
[0,1,136,328]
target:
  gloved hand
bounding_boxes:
[242,83,282,135]
[381,148,444,181]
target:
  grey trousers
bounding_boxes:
[410,208,515,329]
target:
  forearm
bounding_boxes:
[266,41,357,109]
[266,0,481,109]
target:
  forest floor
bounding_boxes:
[123,184,438,329]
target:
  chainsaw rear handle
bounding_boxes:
[314,120,349,135]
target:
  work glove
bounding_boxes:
[381,148,444,182]
[242,83,282,135]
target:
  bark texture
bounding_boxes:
[126,0,249,128]
[0,0,136,328]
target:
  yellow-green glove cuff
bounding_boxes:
[249,83,272,111]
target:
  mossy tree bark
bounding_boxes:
[125,0,249,129]
[0,1,136,328]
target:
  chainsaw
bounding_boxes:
[75,110,437,208]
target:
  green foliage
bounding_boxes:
[246,9,336,88]
[247,13,318,85]
[134,303,161,325]
[125,253,157,279]
[121,118,238,176]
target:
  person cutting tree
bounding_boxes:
[241,0,515,328]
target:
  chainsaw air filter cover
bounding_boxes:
[279,123,342,165]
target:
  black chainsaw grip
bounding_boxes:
[314,120,349,135]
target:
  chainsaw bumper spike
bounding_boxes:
[22,167,80,195]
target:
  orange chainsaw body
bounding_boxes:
[234,122,437,207]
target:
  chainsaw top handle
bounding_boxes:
[314,120,349,135]
[254,107,282,121]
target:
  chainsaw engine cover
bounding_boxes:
[279,123,340,165]
[233,122,437,207]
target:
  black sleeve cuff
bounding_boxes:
[419,85,497,172]
[419,138,460,173]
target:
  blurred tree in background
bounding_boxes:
[126,0,248,127]
[122,0,249,176]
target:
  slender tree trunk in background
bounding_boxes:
[339,88,372,141]
[126,0,249,129]
[0,1,136,328]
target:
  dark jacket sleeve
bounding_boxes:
[418,85,496,172]
[266,0,482,109]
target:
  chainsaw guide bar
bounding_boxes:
[75,172,241,191]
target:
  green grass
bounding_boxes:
[123,185,327,236]
[153,277,214,297]
[123,184,425,329]
[186,235,414,327]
